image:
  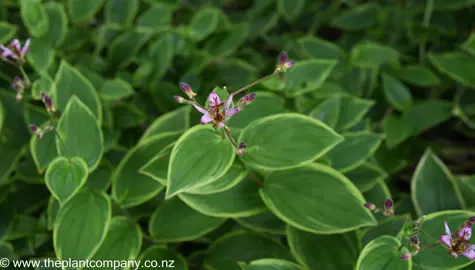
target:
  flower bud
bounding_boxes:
[468,217,475,224]
[41,92,55,112]
[29,124,39,133]
[238,142,246,150]
[179,82,197,99]
[174,95,186,104]
[410,235,420,245]
[400,254,411,260]
[279,51,287,66]
[240,93,256,105]
[384,198,393,210]
[364,203,376,210]
[237,149,244,157]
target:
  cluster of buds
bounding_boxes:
[10,76,25,102]
[29,93,55,140]
[364,199,395,216]
[400,236,421,260]
[173,51,294,156]
[1,38,30,64]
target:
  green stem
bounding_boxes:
[232,71,280,96]
[53,129,70,160]
[19,65,31,87]
[419,0,433,64]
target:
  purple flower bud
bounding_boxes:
[279,51,288,66]
[29,124,39,133]
[400,254,411,260]
[284,61,294,69]
[238,142,246,150]
[240,93,256,105]
[469,217,475,224]
[41,92,53,110]
[237,149,244,157]
[384,198,393,210]
[364,203,376,210]
[36,133,42,139]
[410,235,420,245]
[174,95,185,104]
[179,82,197,99]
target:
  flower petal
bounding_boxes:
[224,93,234,111]
[458,225,472,241]
[225,107,239,119]
[279,51,287,66]
[200,114,213,125]
[462,245,475,260]
[208,92,221,107]
[217,122,225,129]
[440,235,452,247]
[193,104,209,115]
[444,221,452,238]
[10,39,20,51]
[0,45,15,59]
[20,38,30,56]
[451,252,458,258]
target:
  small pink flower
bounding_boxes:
[193,92,240,129]
[364,203,376,210]
[179,82,197,99]
[276,51,294,72]
[1,38,30,63]
[239,93,256,105]
[174,95,185,104]
[440,221,475,260]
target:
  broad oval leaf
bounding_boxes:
[100,78,134,101]
[325,132,383,172]
[179,176,267,218]
[284,59,337,96]
[331,3,379,31]
[412,210,475,269]
[351,42,400,68]
[335,96,374,132]
[236,211,286,235]
[41,2,68,48]
[55,96,104,171]
[149,197,225,242]
[45,156,88,205]
[381,73,413,113]
[67,0,104,23]
[238,113,343,170]
[287,225,359,270]
[54,190,111,264]
[411,149,464,216]
[30,122,58,174]
[344,162,387,193]
[190,7,220,41]
[166,125,235,198]
[140,106,190,142]
[54,60,102,122]
[91,216,142,266]
[0,22,17,44]
[104,0,139,28]
[278,0,305,22]
[185,164,248,195]
[356,235,411,270]
[112,133,180,208]
[308,96,341,129]
[243,259,303,270]
[260,164,377,234]
[20,0,48,37]
[395,65,440,87]
[428,52,475,88]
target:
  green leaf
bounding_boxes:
[190,7,220,41]
[26,38,55,72]
[0,141,24,184]
[284,59,337,96]
[140,106,190,142]
[56,96,104,171]
[91,217,142,267]
[20,0,48,37]
[287,226,359,270]
[235,211,286,235]
[149,197,224,242]
[112,133,179,208]
[104,0,139,28]
[67,0,104,23]
[205,23,250,57]
[179,176,267,218]
[31,70,55,100]
[334,96,374,132]
[138,245,188,270]
[99,78,134,101]
[260,164,377,234]
[149,32,174,80]
[227,92,286,131]
[136,4,174,32]
[308,96,341,129]
[30,122,58,174]
[459,175,475,208]
[107,30,151,68]
[0,103,3,134]
[395,65,441,87]
[381,73,413,113]
[86,165,111,192]
[243,259,303,270]
[205,232,293,270]
[331,3,380,31]
[54,190,111,266]
[412,210,475,269]
[0,22,18,44]
[277,0,305,22]
[41,2,68,48]
[411,149,464,216]
[462,32,475,56]
[325,132,384,172]
[54,60,102,122]
[45,157,88,205]
[238,113,343,170]
[428,52,475,87]
[356,236,411,270]
[185,164,248,195]
[344,162,387,193]
[166,125,235,198]
[297,36,346,78]
[351,42,400,69]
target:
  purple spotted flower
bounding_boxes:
[440,221,475,260]
[1,38,30,63]
[276,51,294,72]
[193,92,239,129]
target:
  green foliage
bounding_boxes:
[2,1,475,269]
